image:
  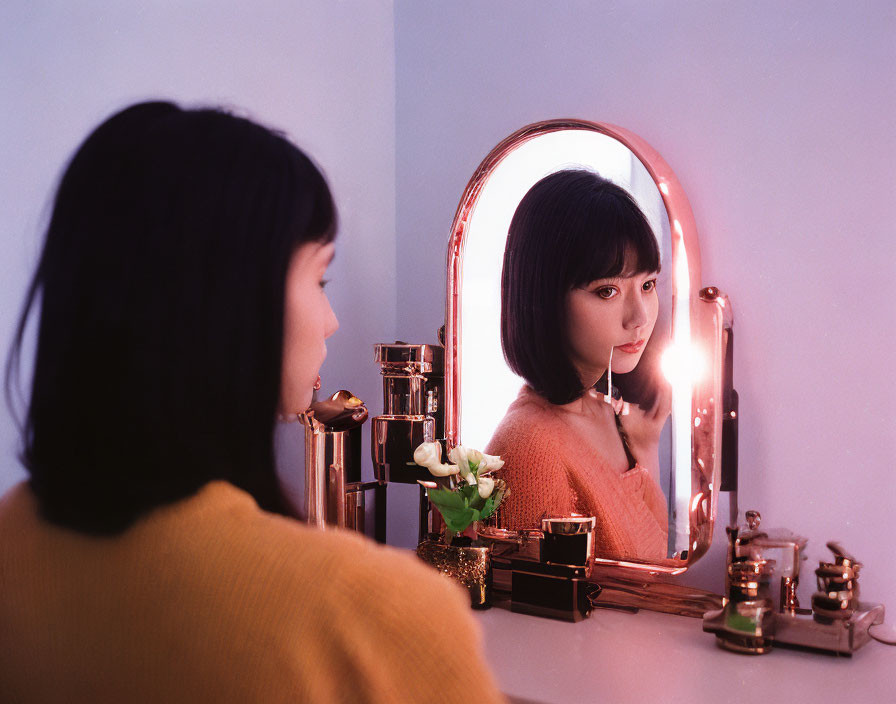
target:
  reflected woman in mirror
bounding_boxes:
[486,169,670,561]
[0,101,503,702]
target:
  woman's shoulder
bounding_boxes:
[248,510,504,701]
[0,480,503,702]
[273,517,464,600]
[196,484,466,604]
[486,387,571,458]
[177,484,501,700]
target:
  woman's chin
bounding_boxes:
[613,356,642,374]
[278,390,313,417]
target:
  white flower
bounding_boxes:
[447,446,471,472]
[414,442,442,468]
[449,445,494,479]
[413,441,460,477]
[477,476,495,499]
[478,453,504,474]
[429,462,461,477]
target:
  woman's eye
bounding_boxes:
[595,286,618,299]
[642,279,657,293]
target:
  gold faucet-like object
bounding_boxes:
[705,511,886,655]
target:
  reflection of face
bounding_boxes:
[279,241,338,414]
[565,270,659,388]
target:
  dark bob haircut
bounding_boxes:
[501,169,660,405]
[5,101,335,534]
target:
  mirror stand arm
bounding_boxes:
[721,319,738,529]
[705,287,738,528]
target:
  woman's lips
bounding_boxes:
[616,339,645,354]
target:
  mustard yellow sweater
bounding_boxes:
[486,386,668,561]
[0,480,505,703]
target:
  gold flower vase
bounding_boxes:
[416,535,491,609]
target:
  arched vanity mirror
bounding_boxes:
[445,120,730,575]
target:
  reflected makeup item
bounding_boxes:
[540,516,595,569]
[604,347,614,407]
[600,348,630,415]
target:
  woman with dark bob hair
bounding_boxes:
[0,101,503,703]
[486,169,669,561]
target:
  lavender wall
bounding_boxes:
[395,1,896,600]
[0,1,396,502]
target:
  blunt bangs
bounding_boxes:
[568,185,661,290]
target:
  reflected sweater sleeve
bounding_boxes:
[489,419,578,530]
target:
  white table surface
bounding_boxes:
[476,606,896,704]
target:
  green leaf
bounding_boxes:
[426,488,466,512]
[441,506,478,533]
[457,483,478,504]
[478,484,505,521]
[427,481,498,533]
[479,495,497,520]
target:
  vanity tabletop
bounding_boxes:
[476,606,895,704]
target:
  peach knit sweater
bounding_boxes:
[486,386,668,561]
[0,480,505,703]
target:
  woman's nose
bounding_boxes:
[324,297,339,339]
[623,292,648,331]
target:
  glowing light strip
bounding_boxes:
[671,225,692,547]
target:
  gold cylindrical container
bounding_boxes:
[417,538,491,609]
[716,558,776,654]
[302,415,328,529]
[812,560,861,623]
[541,516,595,571]
[371,342,443,485]
[299,391,369,532]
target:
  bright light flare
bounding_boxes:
[661,343,707,389]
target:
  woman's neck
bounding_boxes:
[553,387,613,420]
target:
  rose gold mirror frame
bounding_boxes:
[444,119,727,582]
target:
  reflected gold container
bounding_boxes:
[371,415,435,483]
